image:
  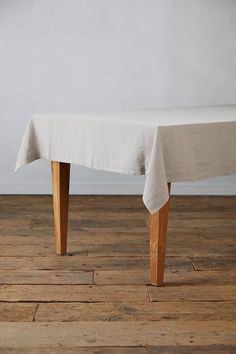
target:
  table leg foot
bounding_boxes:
[51,161,70,255]
[149,183,171,286]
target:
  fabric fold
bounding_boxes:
[15,105,236,213]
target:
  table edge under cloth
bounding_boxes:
[15,116,236,214]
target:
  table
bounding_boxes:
[15,105,236,285]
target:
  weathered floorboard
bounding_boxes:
[0,270,93,284]
[35,301,236,322]
[94,269,236,285]
[148,285,236,302]
[0,348,146,354]
[0,284,149,302]
[0,321,235,347]
[0,255,193,271]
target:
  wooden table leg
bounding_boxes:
[51,161,70,255]
[149,183,171,286]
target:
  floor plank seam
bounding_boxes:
[147,285,152,302]
[32,303,39,322]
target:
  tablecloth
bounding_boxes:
[15,105,236,213]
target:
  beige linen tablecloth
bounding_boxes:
[15,105,236,213]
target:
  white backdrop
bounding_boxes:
[0,0,236,195]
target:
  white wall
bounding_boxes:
[0,0,236,195]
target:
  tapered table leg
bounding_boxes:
[149,183,171,286]
[51,161,70,255]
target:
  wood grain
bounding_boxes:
[148,345,236,354]
[0,255,193,271]
[0,348,146,354]
[0,321,235,347]
[0,285,148,302]
[94,269,236,285]
[148,285,236,302]
[149,183,171,286]
[192,256,236,271]
[0,270,93,284]
[35,301,236,322]
[51,161,70,255]
[0,303,37,322]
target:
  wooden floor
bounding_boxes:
[0,195,235,353]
